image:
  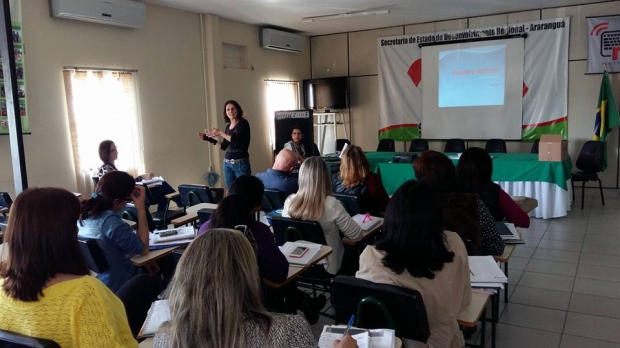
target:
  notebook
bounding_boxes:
[496,223,525,244]
[138,300,170,338]
[318,325,395,348]
[352,214,383,231]
[468,256,508,283]
[150,226,195,244]
[280,241,322,266]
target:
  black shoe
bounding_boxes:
[312,294,327,312]
[463,326,477,339]
[300,296,319,325]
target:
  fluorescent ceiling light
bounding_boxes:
[302,9,390,23]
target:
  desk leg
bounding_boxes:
[480,313,486,348]
[504,261,509,303]
[492,293,498,348]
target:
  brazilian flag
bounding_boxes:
[593,71,620,170]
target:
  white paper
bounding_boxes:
[141,300,170,337]
[151,226,195,244]
[319,326,370,348]
[141,176,165,186]
[468,256,507,283]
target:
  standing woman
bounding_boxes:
[199,100,251,189]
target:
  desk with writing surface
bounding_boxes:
[342,221,383,245]
[171,203,218,228]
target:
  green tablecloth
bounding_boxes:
[374,153,572,196]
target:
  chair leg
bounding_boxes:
[571,179,575,202]
[581,181,586,210]
[598,178,605,206]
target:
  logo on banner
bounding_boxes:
[587,16,620,73]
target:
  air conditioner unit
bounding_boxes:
[260,28,305,53]
[49,0,147,29]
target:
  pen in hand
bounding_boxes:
[342,315,355,338]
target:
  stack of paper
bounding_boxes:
[140,176,165,186]
[468,255,507,289]
[318,325,395,348]
[352,214,383,231]
[149,226,195,250]
[281,241,322,266]
[496,223,525,244]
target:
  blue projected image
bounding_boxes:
[438,44,506,108]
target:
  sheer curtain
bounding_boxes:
[63,69,144,194]
[265,80,300,147]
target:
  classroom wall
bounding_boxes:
[311,2,620,188]
[0,1,310,196]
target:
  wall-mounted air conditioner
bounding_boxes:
[260,28,305,53]
[49,0,147,29]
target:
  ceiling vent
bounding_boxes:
[260,28,305,53]
[49,0,147,29]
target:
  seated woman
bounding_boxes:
[97,140,182,212]
[79,171,150,292]
[415,150,505,256]
[332,145,390,215]
[283,125,306,162]
[456,147,530,228]
[356,181,472,348]
[197,175,288,284]
[153,228,358,348]
[282,157,364,275]
[0,187,137,347]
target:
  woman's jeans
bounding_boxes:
[223,158,251,189]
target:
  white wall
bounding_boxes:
[310,2,620,187]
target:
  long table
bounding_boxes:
[368,152,571,219]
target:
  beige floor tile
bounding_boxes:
[560,335,620,348]
[585,234,620,246]
[580,253,620,269]
[507,269,523,285]
[485,324,561,348]
[537,239,583,252]
[573,278,620,299]
[582,243,620,257]
[526,259,578,277]
[532,248,580,263]
[509,256,530,271]
[564,313,620,343]
[513,246,536,259]
[543,231,585,242]
[518,272,574,292]
[520,229,546,239]
[577,264,620,282]
[499,303,566,333]
[569,293,620,320]
[510,286,571,311]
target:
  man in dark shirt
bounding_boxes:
[255,149,299,198]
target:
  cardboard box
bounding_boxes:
[538,134,568,162]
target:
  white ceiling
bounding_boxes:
[144,0,610,36]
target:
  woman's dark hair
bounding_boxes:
[290,125,303,134]
[414,150,456,195]
[0,188,89,301]
[456,147,493,194]
[375,180,454,279]
[228,175,265,209]
[441,193,482,255]
[98,140,116,166]
[222,100,244,123]
[81,171,135,219]
[210,195,254,229]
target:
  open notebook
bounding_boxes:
[138,300,170,338]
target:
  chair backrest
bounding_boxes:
[197,208,216,227]
[261,189,285,212]
[178,184,214,207]
[485,139,507,153]
[576,140,605,173]
[121,205,157,232]
[444,138,466,153]
[77,237,109,274]
[331,276,430,343]
[530,139,540,154]
[409,139,429,152]
[376,139,395,152]
[333,193,362,216]
[0,192,13,210]
[312,143,321,156]
[270,215,327,246]
[0,329,60,348]
[336,139,351,152]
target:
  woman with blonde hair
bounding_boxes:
[333,145,390,215]
[153,228,358,348]
[283,157,363,275]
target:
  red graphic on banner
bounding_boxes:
[523,82,529,97]
[407,59,422,87]
[591,22,609,36]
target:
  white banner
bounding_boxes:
[587,16,620,74]
[378,17,569,141]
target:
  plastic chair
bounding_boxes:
[444,138,466,153]
[331,276,430,343]
[333,193,362,216]
[0,329,60,347]
[571,140,605,210]
[336,139,351,152]
[530,139,540,154]
[0,192,13,219]
[261,189,285,212]
[376,139,395,152]
[177,184,215,207]
[485,139,507,153]
[142,184,186,230]
[77,237,109,274]
[409,139,429,152]
[121,205,157,232]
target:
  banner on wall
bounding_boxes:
[0,0,28,134]
[378,17,569,141]
[587,15,620,74]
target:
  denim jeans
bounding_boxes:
[223,158,251,189]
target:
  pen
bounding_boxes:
[470,270,475,276]
[342,315,355,338]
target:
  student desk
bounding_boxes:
[494,244,516,303]
[264,243,333,288]
[342,221,383,245]
[131,246,180,267]
[170,203,217,227]
[458,291,492,348]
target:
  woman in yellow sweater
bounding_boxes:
[0,187,137,348]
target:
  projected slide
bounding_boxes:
[438,44,506,107]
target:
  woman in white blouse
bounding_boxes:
[282,157,363,274]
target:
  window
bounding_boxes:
[63,69,143,192]
[265,80,299,147]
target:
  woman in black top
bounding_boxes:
[198,100,251,189]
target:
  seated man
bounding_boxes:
[255,149,299,198]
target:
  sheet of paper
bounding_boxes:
[318,326,369,348]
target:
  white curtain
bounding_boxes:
[265,80,299,148]
[63,69,144,194]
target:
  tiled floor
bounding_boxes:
[309,188,620,347]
